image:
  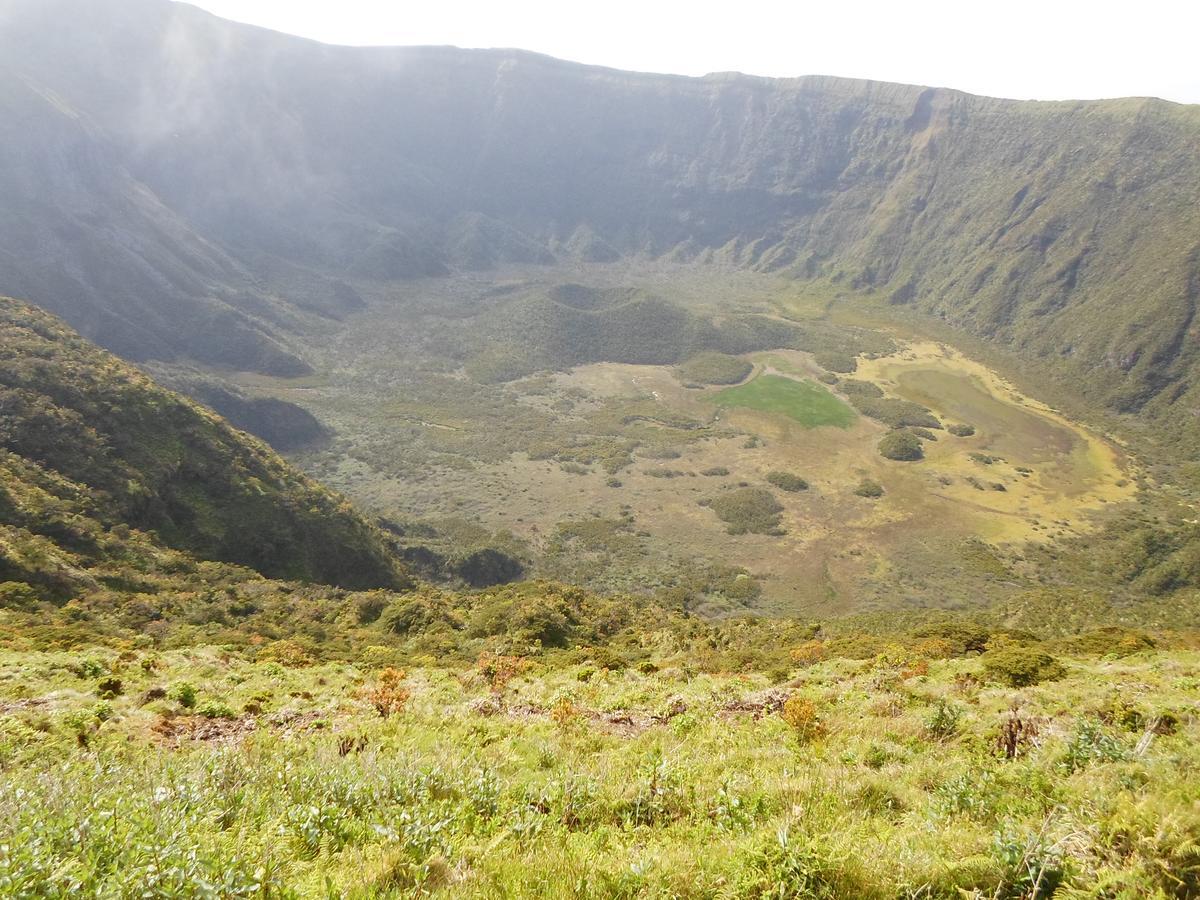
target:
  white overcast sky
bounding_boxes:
[184,0,1200,104]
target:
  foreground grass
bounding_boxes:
[1,646,1198,897]
[711,374,856,428]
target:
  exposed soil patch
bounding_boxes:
[151,710,328,746]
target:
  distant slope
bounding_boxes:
[0,297,407,590]
[0,0,1198,437]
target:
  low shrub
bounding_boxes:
[196,699,236,719]
[854,479,885,498]
[790,640,826,666]
[367,667,410,717]
[766,471,809,492]
[1062,718,1127,771]
[477,652,529,694]
[257,639,316,668]
[168,682,198,709]
[995,705,1040,759]
[924,700,963,739]
[91,700,115,723]
[992,828,1065,898]
[61,710,96,747]
[550,695,581,729]
[780,695,825,743]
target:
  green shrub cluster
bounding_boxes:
[813,350,857,373]
[854,397,941,429]
[766,471,809,492]
[675,352,754,385]
[0,298,408,593]
[709,488,785,535]
[878,431,924,461]
[854,479,885,498]
[981,645,1067,687]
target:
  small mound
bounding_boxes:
[879,431,924,461]
[709,487,784,535]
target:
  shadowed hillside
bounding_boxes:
[0,296,408,590]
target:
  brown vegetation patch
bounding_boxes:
[720,688,790,719]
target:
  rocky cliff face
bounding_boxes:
[1,0,1199,427]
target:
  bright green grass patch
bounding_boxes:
[712,374,856,428]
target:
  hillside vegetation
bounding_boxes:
[0,0,1198,450]
[0,297,407,592]
[0,301,1198,896]
[2,3,1200,894]
[2,575,1200,897]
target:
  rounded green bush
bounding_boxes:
[767,471,809,492]
[854,479,885,498]
[878,431,924,461]
[981,645,1066,687]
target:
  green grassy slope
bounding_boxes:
[2,584,1199,896]
[0,297,407,591]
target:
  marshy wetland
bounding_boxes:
[231,268,1136,616]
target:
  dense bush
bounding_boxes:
[256,639,316,668]
[1061,627,1155,657]
[854,479,885,498]
[676,352,754,385]
[852,396,941,428]
[464,347,537,383]
[981,645,1067,687]
[813,351,857,374]
[454,548,525,588]
[709,488,785,535]
[381,594,461,637]
[910,622,991,655]
[878,431,924,461]
[838,380,884,399]
[949,423,976,437]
